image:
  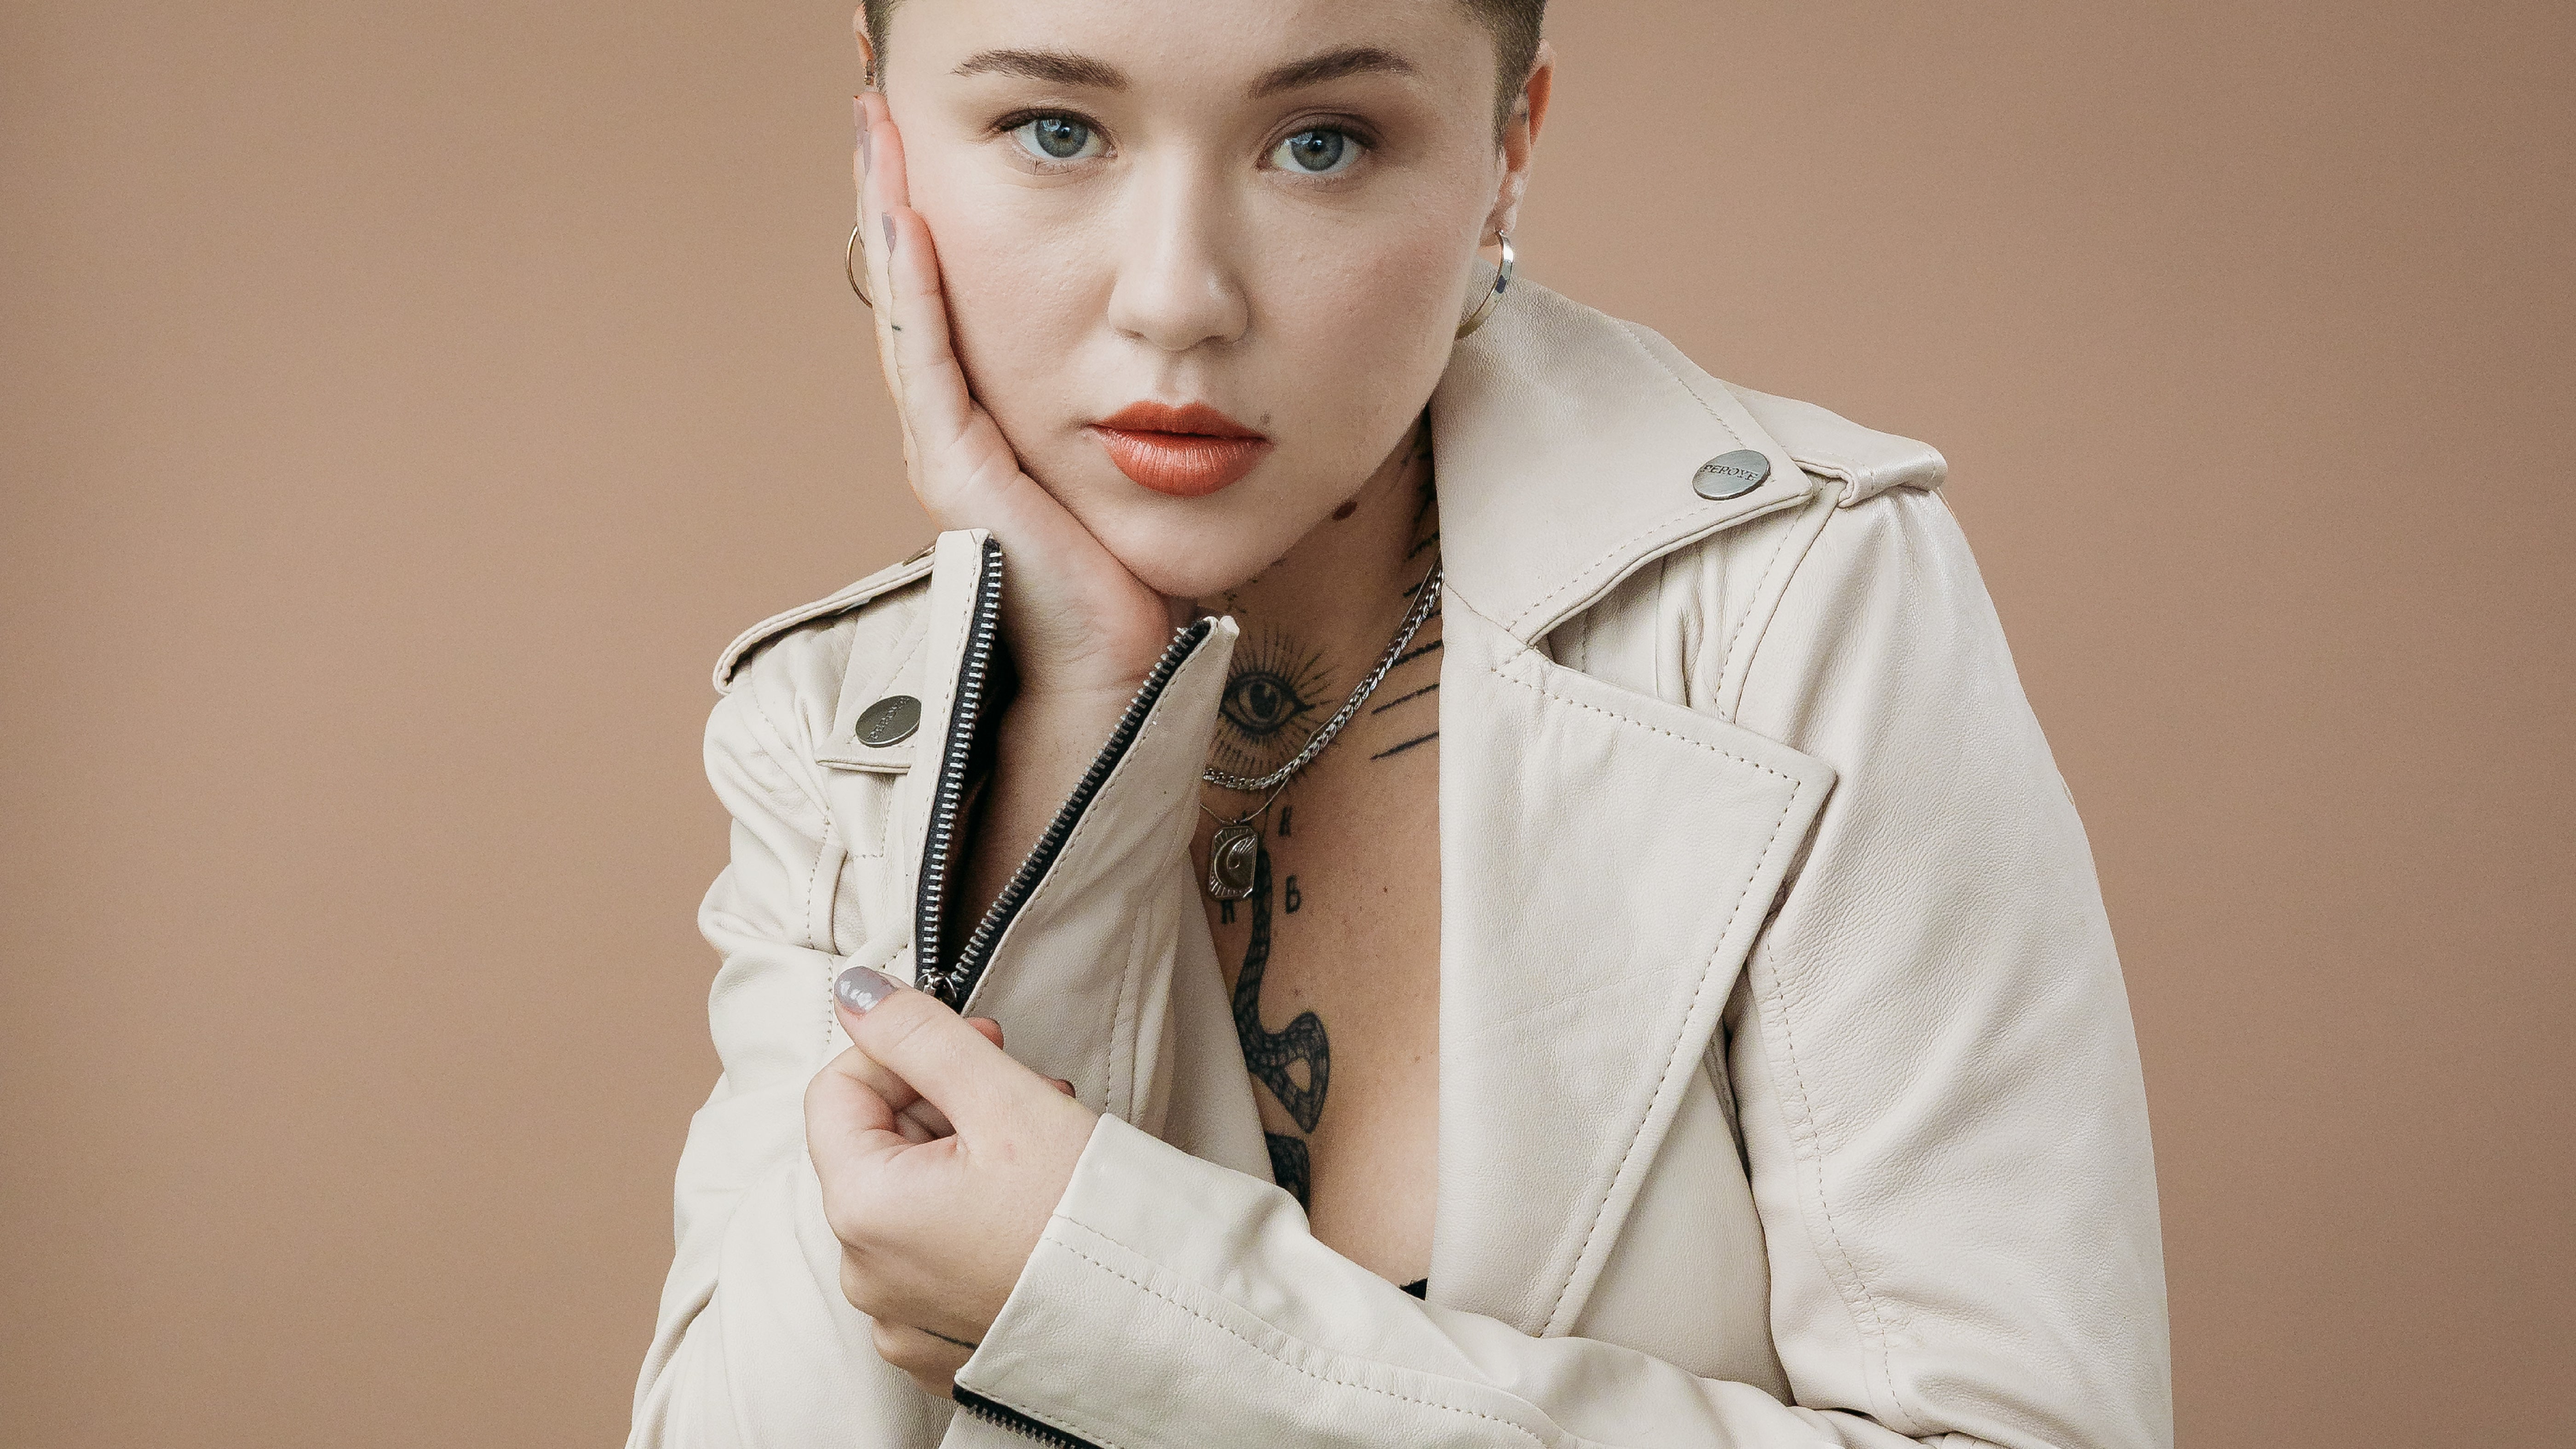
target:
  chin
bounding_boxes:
[1032,448,1323,600]
[1081,505,1299,600]
[1105,531,1276,600]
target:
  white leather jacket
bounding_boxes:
[630,282,2171,1449]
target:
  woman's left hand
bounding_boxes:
[805,966,1100,1396]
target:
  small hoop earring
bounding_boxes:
[846,221,874,308]
[1455,231,1514,340]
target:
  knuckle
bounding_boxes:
[862,991,949,1057]
[868,1317,910,1363]
[821,1193,867,1249]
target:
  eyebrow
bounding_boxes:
[950,45,1416,98]
[1250,46,1417,97]
[954,50,1129,89]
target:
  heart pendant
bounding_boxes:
[1207,822,1259,901]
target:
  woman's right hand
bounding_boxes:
[852,91,1176,705]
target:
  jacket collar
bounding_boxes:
[1428,280,1818,644]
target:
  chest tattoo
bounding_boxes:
[1231,843,1329,1208]
[1210,471,1443,1210]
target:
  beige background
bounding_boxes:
[3,1,2568,1444]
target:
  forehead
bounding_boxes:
[888,0,1497,97]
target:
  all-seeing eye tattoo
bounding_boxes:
[1208,627,1331,781]
[1232,842,1328,1209]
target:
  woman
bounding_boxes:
[631,2,2170,1446]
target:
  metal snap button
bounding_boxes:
[855,695,922,748]
[1693,449,1772,501]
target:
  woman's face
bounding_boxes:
[873,0,1541,598]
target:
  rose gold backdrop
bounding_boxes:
[3,2,2568,1444]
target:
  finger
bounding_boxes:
[805,1042,911,1169]
[856,90,914,421]
[853,98,1124,570]
[857,90,912,290]
[857,101,1011,525]
[827,972,966,1138]
[1052,1077,1075,1097]
[876,204,993,477]
[852,1008,1013,1130]
[834,966,1044,1133]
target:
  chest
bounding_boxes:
[1190,653,1442,1286]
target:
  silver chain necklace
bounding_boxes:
[1199,558,1442,901]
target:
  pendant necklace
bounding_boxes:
[1198,557,1443,902]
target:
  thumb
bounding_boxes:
[833,966,1033,1130]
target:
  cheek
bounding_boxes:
[1257,224,1470,444]
[905,169,1103,436]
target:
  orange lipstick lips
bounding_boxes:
[1088,401,1273,498]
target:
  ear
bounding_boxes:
[852,7,880,87]
[1486,40,1556,244]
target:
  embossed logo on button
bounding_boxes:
[855,695,922,748]
[1693,449,1772,501]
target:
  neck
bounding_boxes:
[1192,418,1438,784]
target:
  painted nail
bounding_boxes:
[834,965,904,1014]
[882,213,897,254]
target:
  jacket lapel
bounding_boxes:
[1431,599,1831,1335]
[1426,284,1837,1335]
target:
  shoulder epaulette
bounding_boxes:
[711,545,936,695]
[1724,384,1947,506]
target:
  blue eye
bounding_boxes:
[1012,115,1102,162]
[1272,128,1356,176]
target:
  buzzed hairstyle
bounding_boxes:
[859,1,1547,132]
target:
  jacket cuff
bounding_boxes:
[954,1115,1557,1449]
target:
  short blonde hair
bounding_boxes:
[860,1,1545,133]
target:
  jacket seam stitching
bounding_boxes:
[1041,1232,1549,1446]
[1484,660,1797,787]
[1752,941,1917,1431]
[714,554,935,692]
[1507,505,1741,636]
[798,821,834,954]
[1709,503,1811,689]
[1560,789,1801,1331]
[1719,491,1845,721]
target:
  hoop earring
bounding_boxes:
[846,222,874,309]
[1455,231,1514,340]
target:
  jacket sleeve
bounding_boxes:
[627,665,953,1449]
[948,488,2170,1449]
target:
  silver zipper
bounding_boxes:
[913,537,1007,1004]
[942,617,1214,1011]
[912,539,1218,1010]
[953,1387,1105,1449]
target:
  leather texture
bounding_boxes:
[629,281,2170,1449]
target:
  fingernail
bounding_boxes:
[882,213,897,254]
[834,965,904,1013]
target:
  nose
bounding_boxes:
[1103,156,1250,354]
